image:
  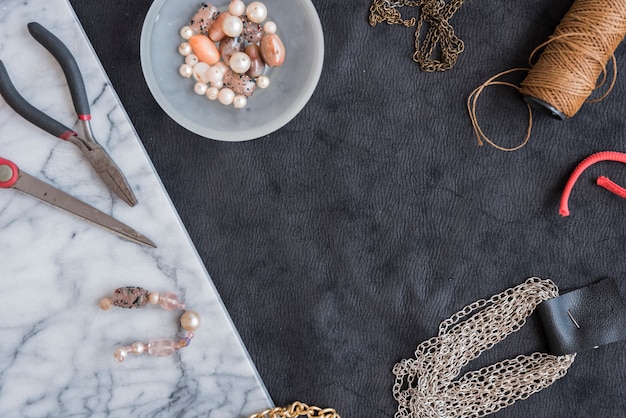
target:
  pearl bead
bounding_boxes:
[206,86,220,100]
[229,52,251,74]
[222,15,243,37]
[192,62,211,83]
[218,88,235,105]
[185,54,199,66]
[206,66,224,83]
[256,74,270,88]
[179,64,193,78]
[228,0,245,16]
[194,82,208,95]
[99,297,112,310]
[246,1,268,23]
[214,61,229,75]
[178,42,192,56]
[148,292,160,304]
[131,342,145,355]
[263,21,277,34]
[114,347,127,362]
[211,80,224,89]
[180,310,201,331]
[233,95,247,109]
[180,25,194,40]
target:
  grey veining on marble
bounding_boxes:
[0,0,272,416]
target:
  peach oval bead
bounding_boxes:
[208,12,231,42]
[189,34,220,65]
[260,33,285,67]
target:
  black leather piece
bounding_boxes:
[538,278,626,355]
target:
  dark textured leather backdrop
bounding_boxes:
[69,1,625,417]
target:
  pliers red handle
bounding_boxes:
[0,22,138,207]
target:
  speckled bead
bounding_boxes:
[223,69,257,97]
[112,286,149,309]
[241,16,264,44]
[190,3,220,34]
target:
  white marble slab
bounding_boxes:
[0,0,272,416]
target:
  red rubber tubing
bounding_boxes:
[559,151,626,217]
[596,176,626,199]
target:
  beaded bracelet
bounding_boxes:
[99,286,201,362]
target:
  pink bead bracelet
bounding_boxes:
[99,286,201,362]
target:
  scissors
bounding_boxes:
[0,22,137,207]
[0,156,155,248]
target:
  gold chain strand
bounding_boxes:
[249,401,340,418]
[369,0,468,71]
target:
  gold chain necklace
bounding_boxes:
[249,401,340,418]
[369,0,468,71]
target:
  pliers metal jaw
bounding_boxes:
[0,22,138,207]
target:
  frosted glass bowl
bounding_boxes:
[141,0,324,141]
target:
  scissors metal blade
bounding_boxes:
[13,171,155,247]
[81,144,138,207]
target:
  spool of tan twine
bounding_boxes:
[469,0,626,150]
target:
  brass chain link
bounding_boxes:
[369,0,468,71]
[249,401,340,418]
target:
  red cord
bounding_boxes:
[596,176,626,199]
[559,151,626,217]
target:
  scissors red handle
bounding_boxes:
[0,157,19,189]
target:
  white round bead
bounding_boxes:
[229,52,251,74]
[194,82,208,95]
[218,88,235,105]
[233,95,247,109]
[211,80,224,89]
[206,86,220,100]
[246,2,268,23]
[179,64,193,78]
[222,15,243,37]
[214,61,229,75]
[263,21,277,34]
[180,25,194,40]
[131,342,145,355]
[178,42,192,56]
[206,66,224,83]
[256,74,270,88]
[114,347,127,362]
[185,54,199,66]
[228,0,245,17]
[192,62,211,83]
